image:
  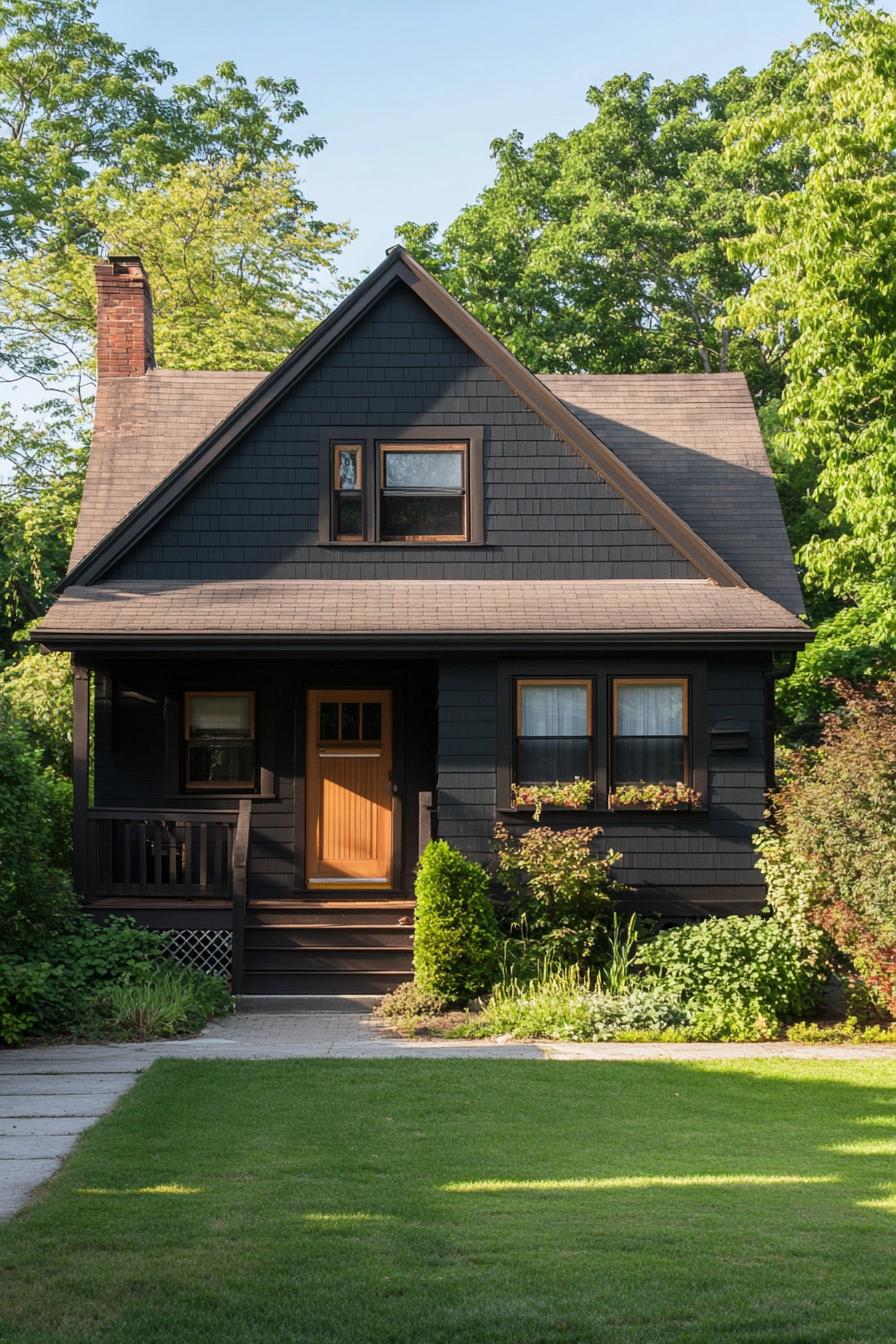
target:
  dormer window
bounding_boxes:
[320,427,483,545]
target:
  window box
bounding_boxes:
[510,778,594,821]
[608,781,703,812]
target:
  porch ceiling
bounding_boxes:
[34,578,811,652]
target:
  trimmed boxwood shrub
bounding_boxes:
[413,840,499,1003]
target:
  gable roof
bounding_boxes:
[36,579,810,651]
[63,247,745,590]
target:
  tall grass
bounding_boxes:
[97,965,233,1039]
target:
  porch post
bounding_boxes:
[72,661,90,897]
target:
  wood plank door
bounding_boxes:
[306,690,394,887]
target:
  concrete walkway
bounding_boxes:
[3,1001,896,1221]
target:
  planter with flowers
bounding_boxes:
[608,781,703,812]
[510,778,594,822]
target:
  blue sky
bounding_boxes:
[95,0,820,280]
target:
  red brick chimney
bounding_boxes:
[94,255,155,377]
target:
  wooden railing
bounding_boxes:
[86,808,244,901]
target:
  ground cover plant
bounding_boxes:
[2,1058,896,1344]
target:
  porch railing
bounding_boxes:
[86,807,245,901]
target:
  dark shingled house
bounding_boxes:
[35,249,811,993]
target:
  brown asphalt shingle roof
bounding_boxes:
[69,368,804,615]
[36,579,809,644]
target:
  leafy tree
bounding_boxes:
[727,1,896,729]
[398,59,806,400]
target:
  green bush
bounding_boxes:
[413,840,499,1003]
[786,1017,896,1044]
[0,957,71,1045]
[0,708,77,950]
[91,964,233,1040]
[492,821,623,966]
[638,914,827,1021]
[374,982,447,1020]
[757,678,896,1015]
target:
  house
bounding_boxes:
[34,249,810,994]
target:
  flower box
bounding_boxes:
[608,781,702,812]
[510,778,594,822]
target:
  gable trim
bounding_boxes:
[64,248,746,589]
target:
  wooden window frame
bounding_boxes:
[610,676,690,791]
[183,691,257,793]
[513,677,593,791]
[496,660,708,814]
[378,441,468,542]
[318,426,484,546]
[331,442,365,541]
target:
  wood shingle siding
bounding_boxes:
[104,288,700,584]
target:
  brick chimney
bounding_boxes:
[94,255,155,377]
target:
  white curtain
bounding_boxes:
[521,684,587,737]
[616,683,682,737]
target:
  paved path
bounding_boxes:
[3,1003,896,1221]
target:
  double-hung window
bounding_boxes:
[379,443,466,541]
[611,678,689,788]
[184,692,256,791]
[322,430,482,544]
[515,680,592,784]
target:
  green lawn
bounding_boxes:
[2,1059,896,1344]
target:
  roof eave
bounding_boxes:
[33,627,813,656]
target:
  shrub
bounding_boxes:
[91,964,233,1040]
[374,982,447,1020]
[0,708,77,950]
[638,915,826,1021]
[757,678,896,1014]
[413,841,499,1003]
[786,1017,896,1044]
[0,957,72,1045]
[492,822,623,966]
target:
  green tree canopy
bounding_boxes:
[727,0,896,728]
[398,59,806,400]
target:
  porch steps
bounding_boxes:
[241,899,414,995]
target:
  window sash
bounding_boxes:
[184,692,256,790]
[514,679,592,785]
[378,442,468,541]
[611,678,690,787]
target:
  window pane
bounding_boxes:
[341,702,360,740]
[319,702,339,741]
[188,695,251,739]
[520,684,588,737]
[362,702,382,742]
[336,493,363,537]
[380,494,464,538]
[616,683,683,736]
[517,737,590,784]
[613,736,686,785]
[383,450,463,490]
[187,741,255,784]
[336,447,359,490]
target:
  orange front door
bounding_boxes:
[305,690,393,887]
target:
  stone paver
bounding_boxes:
[3,1003,896,1222]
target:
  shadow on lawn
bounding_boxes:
[2,1059,896,1343]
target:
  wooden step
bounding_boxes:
[243,948,413,973]
[247,902,414,928]
[241,969,411,995]
[244,926,413,950]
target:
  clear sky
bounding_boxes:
[95,0,820,280]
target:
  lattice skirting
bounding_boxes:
[162,928,232,979]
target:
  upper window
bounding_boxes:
[184,692,256,791]
[332,443,364,540]
[379,443,466,541]
[515,679,591,783]
[611,678,688,787]
[321,429,482,544]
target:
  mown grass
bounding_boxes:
[2,1058,895,1343]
